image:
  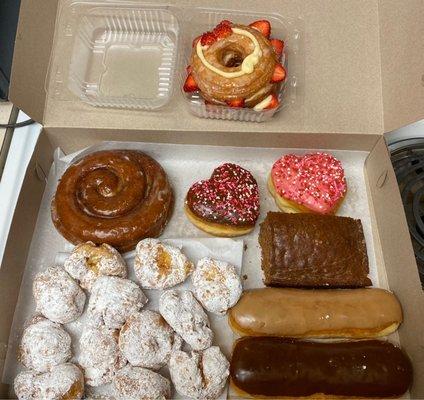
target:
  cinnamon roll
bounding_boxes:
[51,150,173,252]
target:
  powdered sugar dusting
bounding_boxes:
[84,393,116,400]
[87,276,148,329]
[169,346,229,399]
[64,242,127,290]
[79,326,126,387]
[19,316,72,373]
[14,363,84,400]
[119,310,182,370]
[159,289,213,351]
[192,258,242,315]
[84,395,116,400]
[113,365,171,400]
[33,266,86,324]
[271,153,347,214]
[134,239,193,289]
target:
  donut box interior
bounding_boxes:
[2,0,424,398]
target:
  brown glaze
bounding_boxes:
[259,212,371,288]
[231,337,413,398]
[229,288,402,338]
[191,24,277,105]
[51,150,173,252]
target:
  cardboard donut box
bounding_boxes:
[2,0,424,398]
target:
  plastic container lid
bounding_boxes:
[66,3,180,109]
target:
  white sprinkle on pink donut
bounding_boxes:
[271,153,347,214]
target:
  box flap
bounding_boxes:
[0,132,52,395]
[14,0,424,134]
[8,0,58,123]
[365,136,424,397]
[379,0,424,132]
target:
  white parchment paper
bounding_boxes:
[3,141,385,398]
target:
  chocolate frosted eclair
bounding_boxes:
[259,212,371,287]
[231,337,413,398]
[185,163,260,237]
[229,288,403,338]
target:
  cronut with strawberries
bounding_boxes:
[183,19,286,110]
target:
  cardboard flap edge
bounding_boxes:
[9,0,59,123]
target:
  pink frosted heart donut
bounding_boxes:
[269,153,347,214]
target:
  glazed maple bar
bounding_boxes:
[259,212,371,288]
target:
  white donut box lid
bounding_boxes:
[2,0,424,398]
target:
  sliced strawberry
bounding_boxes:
[183,74,198,92]
[271,63,286,83]
[219,19,232,26]
[270,39,284,58]
[213,22,232,39]
[200,31,217,46]
[226,98,245,108]
[192,35,201,47]
[264,94,279,109]
[249,20,271,38]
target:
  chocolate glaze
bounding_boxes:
[259,212,371,288]
[231,337,413,398]
[186,163,259,227]
[51,150,173,252]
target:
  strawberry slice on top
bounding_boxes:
[199,20,233,47]
[226,98,245,108]
[183,74,198,92]
[271,63,286,83]
[265,93,279,109]
[213,21,233,39]
[270,39,284,58]
[200,31,217,46]
[249,20,271,38]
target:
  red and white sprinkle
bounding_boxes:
[271,153,347,214]
[187,163,260,225]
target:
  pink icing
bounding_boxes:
[271,153,347,214]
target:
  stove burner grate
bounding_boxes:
[390,139,424,288]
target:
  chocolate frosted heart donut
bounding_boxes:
[51,150,173,252]
[185,163,259,237]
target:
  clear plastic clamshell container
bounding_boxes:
[49,1,304,121]
[60,2,180,110]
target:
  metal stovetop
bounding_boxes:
[389,137,424,288]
